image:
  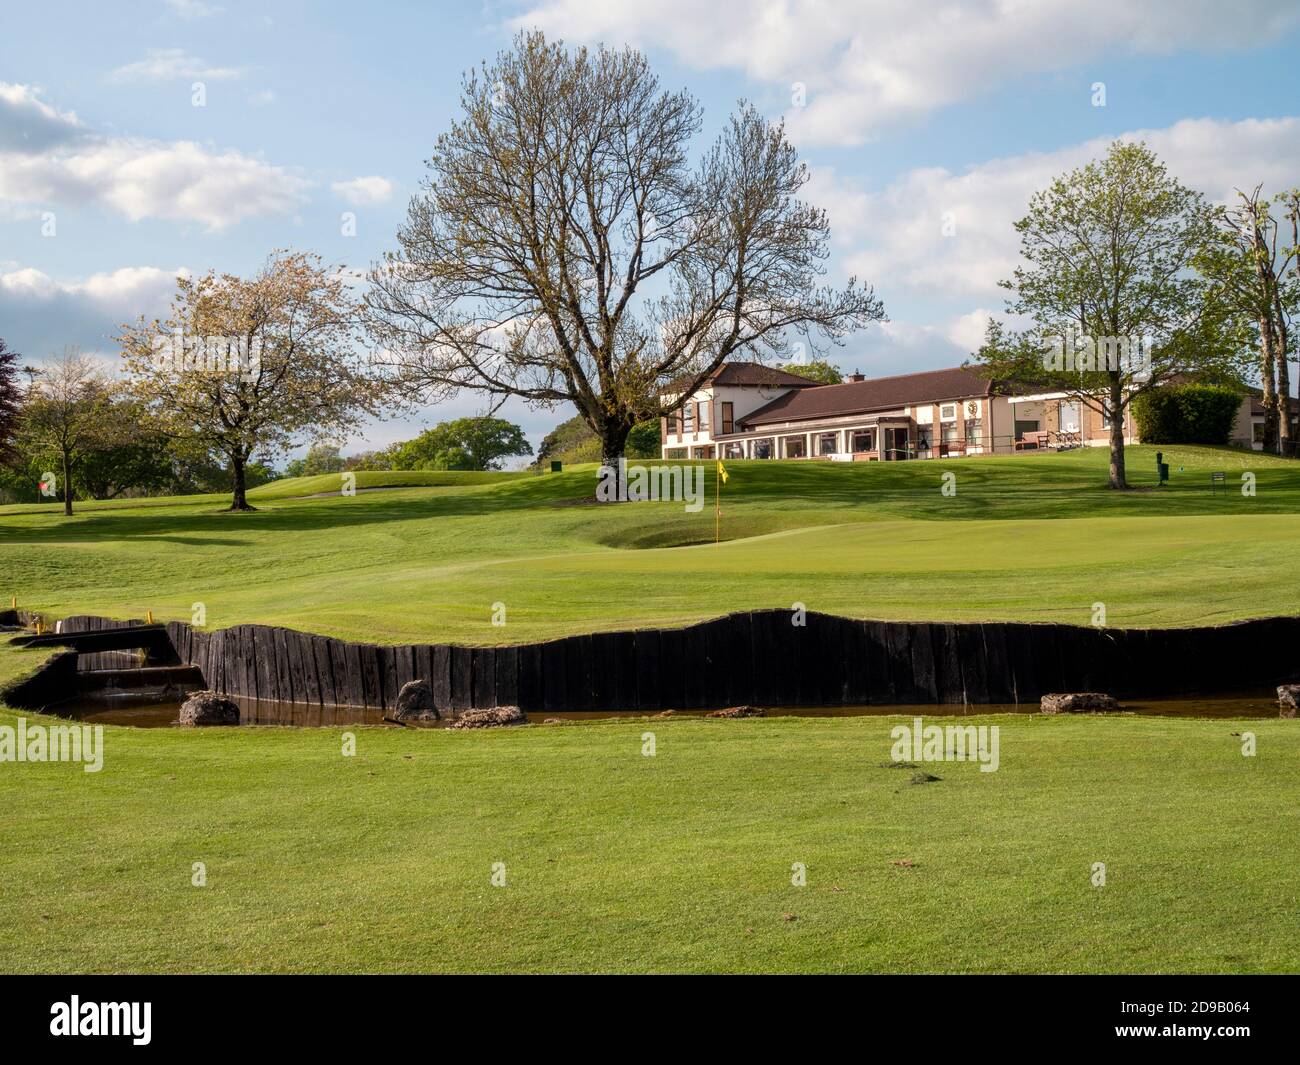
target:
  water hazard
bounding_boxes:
[47,691,1285,727]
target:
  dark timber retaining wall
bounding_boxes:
[166,612,1298,713]
[6,611,1299,714]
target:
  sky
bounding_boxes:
[2,0,1299,460]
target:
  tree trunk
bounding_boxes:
[1107,375,1127,490]
[61,447,73,517]
[1260,315,1279,453]
[1275,312,1292,456]
[598,421,633,467]
[228,451,256,512]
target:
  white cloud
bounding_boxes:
[811,116,1300,302]
[512,0,1300,144]
[0,265,187,359]
[0,82,85,152]
[331,175,395,206]
[108,48,244,84]
[165,0,222,17]
[0,82,309,230]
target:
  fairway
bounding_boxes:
[1,445,1298,643]
[3,446,1299,975]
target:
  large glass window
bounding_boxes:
[683,404,695,433]
[721,402,734,435]
[941,422,958,445]
[817,432,838,456]
[697,402,710,430]
[782,436,807,459]
[752,438,774,459]
[850,429,876,453]
[724,442,744,458]
[965,419,983,445]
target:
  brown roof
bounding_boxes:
[739,366,995,428]
[663,361,822,395]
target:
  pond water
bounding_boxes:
[47,691,1285,728]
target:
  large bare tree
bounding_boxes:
[120,251,389,511]
[366,32,883,462]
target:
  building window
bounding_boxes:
[782,435,807,459]
[1253,421,1265,443]
[850,429,876,453]
[683,404,695,433]
[752,438,774,459]
[664,448,687,459]
[817,432,838,456]
[939,403,957,421]
[724,442,744,458]
[721,401,734,435]
[1014,419,1039,440]
[916,428,932,452]
[697,401,710,430]
[965,419,982,445]
[940,422,958,445]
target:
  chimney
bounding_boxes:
[848,370,865,383]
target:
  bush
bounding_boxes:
[1132,384,1242,445]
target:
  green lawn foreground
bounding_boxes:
[1,688,1296,973]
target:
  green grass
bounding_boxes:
[1,702,1296,974]
[1,445,1298,642]
[3,446,1299,974]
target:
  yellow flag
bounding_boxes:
[716,459,729,483]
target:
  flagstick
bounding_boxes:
[715,460,720,546]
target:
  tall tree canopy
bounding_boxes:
[0,337,23,462]
[121,250,391,511]
[975,141,1236,488]
[21,351,116,516]
[1196,186,1299,453]
[366,31,883,462]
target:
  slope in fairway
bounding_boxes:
[1,445,1297,641]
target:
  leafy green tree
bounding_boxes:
[781,360,842,384]
[975,141,1235,489]
[21,351,117,515]
[390,417,532,471]
[0,338,23,463]
[285,442,346,479]
[1195,187,1298,453]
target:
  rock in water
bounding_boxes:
[394,679,438,721]
[1040,692,1119,714]
[447,705,526,729]
[1279,685,1300,718]
[177,690,240,726]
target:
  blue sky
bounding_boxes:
[3,0,1299,457]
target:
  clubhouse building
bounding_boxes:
[659,362,1140,461]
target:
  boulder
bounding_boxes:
[1279,685,1300,718]
[1040,692,1119,714]
[706,705,766,719]
[447,705,526,729]
[393,679,438,721]
[177,690,240,726]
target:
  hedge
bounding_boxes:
[1132,384,1242,444]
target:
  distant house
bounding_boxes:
[659,362,1139,461]
[1230,389,1300,450]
